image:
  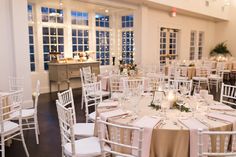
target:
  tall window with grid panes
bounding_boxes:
[71,11,89,58]
[198,32,204,60]
[95,14,110,65]
[41,7,64,70]
[121,15,134,64]
[160,28,178,65]
[28,4,35,71]
[189,31,196,60]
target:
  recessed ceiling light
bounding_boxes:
[105,9,109,13]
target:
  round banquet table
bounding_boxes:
[96,94,236,157]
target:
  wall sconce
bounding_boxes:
[171,7,177,17]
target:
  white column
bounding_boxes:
[10,0,33,107]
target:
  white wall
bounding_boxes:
[215,1,236,57]
[134,5,216,67]
[0,0,33,107]
[146,0,230,20]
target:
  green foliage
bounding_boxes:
[210,42,231,57]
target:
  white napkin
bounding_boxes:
[209,104,234,111]
[132,116,162,157]
[100,109,128,121]
[98,101,118,108]
[179,118,208,157]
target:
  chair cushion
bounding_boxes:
[0,121,19,134]
[73,123,94,137]
[89,112,96,121]
[101,91,110,97]
[64,137,102,157]
[11,109,35,119]
[192,77,208,81]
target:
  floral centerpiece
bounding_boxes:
[119,61,137,76]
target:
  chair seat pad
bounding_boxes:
[73,123,95,137]
[192,77,208,81]
[89,112,96,121]
[64,137,102,157]
[101,91,110,97]
[0,121,19,134]
[11,109,35,119]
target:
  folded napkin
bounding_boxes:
[209,104,234,111]
[98,101,118,108]
[101,76,110,91]
[100,109,128,121]
[179,118,208,157]
[207,112,236,130]
[132,116,162,157]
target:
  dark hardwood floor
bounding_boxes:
[5,77,235,157]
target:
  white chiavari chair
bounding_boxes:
[109,75,124,100]
[80,68,109,109]
[83,82,102,123]
[168,79,192,95]
[220,83,236,107]
[0,90,29,157]
[217,62,231,80]
[97,117,144,157]
[58,88,95,137]
[123,79,144,96]
[56,101,103,157]
[176,66,188,80]
[192,67,211,90]
[198,129,236,157]
[146,73,165,92]
[9,76,24,92]
[11,80,41,144]
[208,68,224,93]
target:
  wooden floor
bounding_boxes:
[5,77,236,157]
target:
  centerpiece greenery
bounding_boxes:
[119,61,137,74]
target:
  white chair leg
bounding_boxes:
[216,81,218,92]
[81,92,84,110]
[20,129,29,157]
[1,136,5,157]
[34,117,39,144]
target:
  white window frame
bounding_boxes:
[189,31,197,60]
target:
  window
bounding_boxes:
[72,29,89,57]
[160,28,178,65]
[28,4,33,22]
[28,4,35,72]
[41,7,63,23]
[122,15,133,28]
[42,27,64,70]
[95,14,109,28]
[189,31,196,60]
[71,11,88,26]
[28,26,35,71]
[198,32,204,60]
[122,31,134,64]
[96,31,110,65]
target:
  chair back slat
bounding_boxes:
[123,79,144,96]
[97,118,143,157]
[220,83,236,107]
[168,79,192,95]
[56,100,76,156]
[57,88,76,124]
[198,130,236,156]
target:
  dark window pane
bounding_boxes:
[29,36,34,44]
[73,46,77,52]
[58,37,64,44]
[50,37,57,44]
[30,45,34,54]
[84,30,88,36]
[30,54,35,62]
[84,38,88,44]
[44,54,50,61]
[72,37,77,44]
[78,38,83,44]
[43,37,49,44]
[44,63,48,70]
[28,26,33,34]
[43,27,49,35]
[43,45,49,53]
[31,63,35,71]
[58,45,64,52]
[51,45,57,52]
[50,28,56,35]
[78,46,83,51]
[58,28,63,35]
[78,30,83,36]
[72,29,76,36]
